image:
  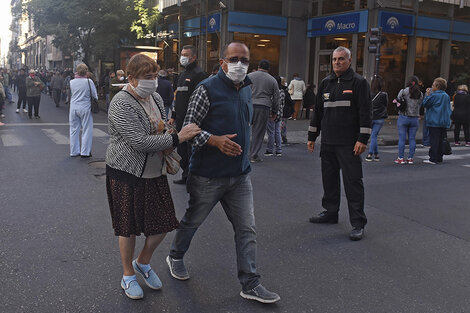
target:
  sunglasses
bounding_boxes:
[224,57,250,65]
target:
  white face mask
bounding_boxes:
[119,76,124,81]
[224,61,248,84]
[130,79,157,99]
[180,56,190,67]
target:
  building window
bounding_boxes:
[415,37,442,88]
[418,0,450,17]
[450,41,470,86]
[322,0,354,15]
[379,34,408,111]
[454,6,470,19]
[234,0,282,15]
[233,32,281,75]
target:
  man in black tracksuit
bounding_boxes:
[170,45,208,184]
[16,69,28,112]
[307,46,372,241]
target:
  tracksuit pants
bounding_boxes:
[320,144,367,228]
[69,108,93,156]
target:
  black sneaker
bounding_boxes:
[309,211,338,224]
[264,151,274,156]
[373,154,380,162]
[240,284,280,304]
[365,154,373,162]
[349,227,364,241]
[275,152,282,157]
[166,256,189,280]
[250,155,263,163]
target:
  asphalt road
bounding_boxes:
[1,91,470,313]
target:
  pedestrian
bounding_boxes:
[422,77,452,164]
[280,76,294,144]
[303,83,316,119]
[109,70,125,102]
[2,69,13,103]
[69,64,97,158]
[393,76,423,165]
[64,71,73,105]
[106,53,200,300]
[248,59,280,162]
[156,69,174,119]
[307,46,371,241]
[166,42,280,304]
[15,69,28,113]
[451,85,470,146]
[103,70,112,110]
[419,79,430,147]
[0,77,5,119]
[51,71,64,107]
[365,75,388,162]
[265,76,285,157]
[25,70,45,119]
[169,45,208,185]
[288,73,306,120]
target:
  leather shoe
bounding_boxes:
[309,211,338,224]
[173,178,187,185]
[349,227,364,241]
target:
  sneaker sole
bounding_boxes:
[132,261,162,290]
[120,281,144,300]
[166,256,190,281]
[365,159,373,162]
[240,291,280,303]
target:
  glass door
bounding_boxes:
[317,50,333,83]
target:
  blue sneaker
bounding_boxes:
[120,278,144,300]
[132,260,162,290]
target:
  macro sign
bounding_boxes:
[308,11,368,37]
[379,11,414,35]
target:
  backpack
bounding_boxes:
[283,89,295,118]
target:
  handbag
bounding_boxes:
[87,79,100,113]
[162,121,182,175]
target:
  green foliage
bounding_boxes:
[25,0,138,66]
[131,0,160,39]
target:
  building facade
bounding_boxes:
[158,0,470,104]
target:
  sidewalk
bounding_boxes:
[283,116,454,146]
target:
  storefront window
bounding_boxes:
[320,34,353,50]
[233,32,281,75]
[400,0,414,9]
[206,32,220,74]
[418,0,450,18]
[454,6,470,19]
[312,1,319,16]
[322,0,354,15]
[234,0,282,15]
[379,34,408,110]
[450,41,470,85]
[415,37,442,88]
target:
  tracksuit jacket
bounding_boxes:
[308,67,372,145]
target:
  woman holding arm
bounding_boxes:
[106,54,200,299]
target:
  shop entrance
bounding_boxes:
[317,50,334,84]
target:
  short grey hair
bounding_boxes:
[333,46,352,60]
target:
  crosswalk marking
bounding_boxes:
[93,128,108,137]
[41,129,70,145]
[1,134,24,146]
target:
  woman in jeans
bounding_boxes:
[106,54,200,299]
[365,76,388,162]
[451,85,470,146]
[394,76,423,165]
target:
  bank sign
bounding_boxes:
[379,11,414,35]
[307,11,368,37]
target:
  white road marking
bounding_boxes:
[1,134,24,146]
[415,153,470,160]
[463,165,470,168]
[93,128,108,137]
[41,129,70,145]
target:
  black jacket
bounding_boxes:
[371,91,388,120]
[156,77,174,108]
[16,74,27,95]
[308,67,372,145]
[172,62,208,130]
[452,93,470,123]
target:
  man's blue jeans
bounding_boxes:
[398,115,419,159]
[368,119,385,155]
[169,173,260,291]
[266,119,282,153]
[423,117,430,146]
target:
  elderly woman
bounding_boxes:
[422,77,452,164]
[69,63,98,158]
[106,54,200,300]
[451,85,470,146]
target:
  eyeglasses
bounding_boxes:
[224,57,250,65]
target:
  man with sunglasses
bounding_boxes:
[166,41,280,304]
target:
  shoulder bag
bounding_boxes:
[87,79,100,113]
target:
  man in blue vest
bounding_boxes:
[166,42,280,304]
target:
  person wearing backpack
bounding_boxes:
[394,76,423,165]
[280,77,294,144]
[365,76,388,162]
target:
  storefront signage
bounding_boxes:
[379,11,414,35]
[201,13,221,33]
[307,11,368,37]
[452,20,470,42]
[228,12,288,36]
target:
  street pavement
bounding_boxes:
[2,92,470,313]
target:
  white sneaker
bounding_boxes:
[16,109,19,113]
[23,109,28,113]
[423,159,436,165]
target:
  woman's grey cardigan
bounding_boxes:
[106,90,179,178]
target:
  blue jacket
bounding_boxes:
[422,90,452,128]
[156,77,174,108]
[189,70,253,178]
